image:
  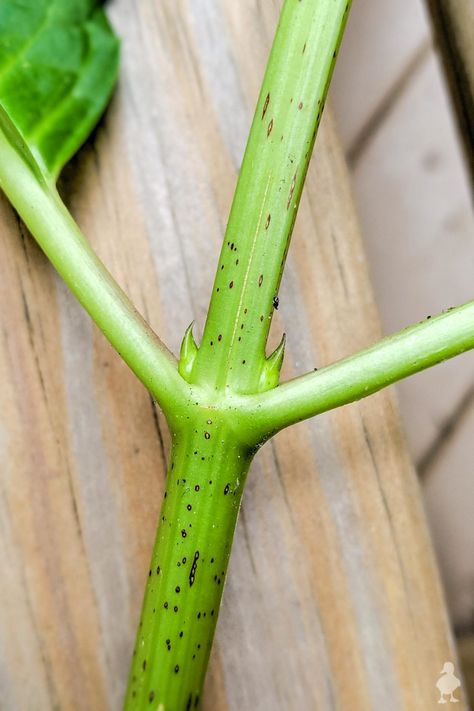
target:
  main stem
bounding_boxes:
[191,0,351,394]
[125,1,351,708]
[125,412,253,709]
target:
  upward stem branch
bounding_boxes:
[191,0,351,394]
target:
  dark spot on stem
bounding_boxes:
[204,432,210,439]
[267,118,273,137]
[224,483,230,495]
[258,274,263,287]
[265,214,271,229]
[262,92,270,119]
[273,296,279,309]
[181,529,187,538]
[149,691,155,703]
[189,550,200,587]
[229,281,234,289]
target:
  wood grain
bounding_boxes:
[0,1,465,709]
[330,0,474,652]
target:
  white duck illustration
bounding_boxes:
[436,661,461,704]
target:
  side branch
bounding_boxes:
[0,124,190,418]
[241,301,474,441]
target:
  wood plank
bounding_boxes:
[424,399,474,630]
[458,636,474,707]
[426,0,474,185]
[0,1,465,708]
[350,51,474,465]
[330,0,430,151]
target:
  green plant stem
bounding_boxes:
[191,0,351,394]
[124,412,253,709]
[126,2,352,707]
[0,121,189,419]
[239,300,474,440]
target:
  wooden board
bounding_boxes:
[426,0,474,184]
[330,0,474,649]
[331,0,430,152]
[347,50,474,465]
[0,1,465,709]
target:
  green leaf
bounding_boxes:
[0,0,119,182]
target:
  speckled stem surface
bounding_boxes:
[124,412,253,709]
[191,0,350,394]
[125,1,351,708]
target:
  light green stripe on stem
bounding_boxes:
[192,0,351,394]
